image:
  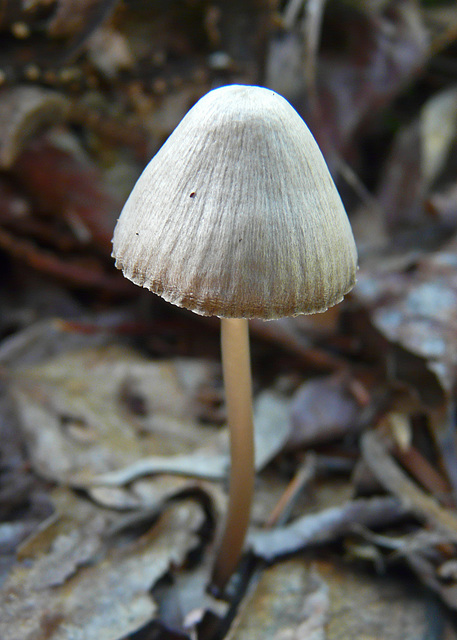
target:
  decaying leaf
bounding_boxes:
[229,558,432,640]
[357,244,457,395]
[421,86,457,188]
[0,488,204,640]
[10,342,291,487]
[367,84,457,234]
[86,26,135,79]
[11,344,220,482]
[317,0,429,151]
[229,561,329,640]
[47,0,118,40]
[79,389,291,488]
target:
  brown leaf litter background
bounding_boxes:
[2,0,457,638]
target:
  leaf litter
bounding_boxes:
[0,489,204,640]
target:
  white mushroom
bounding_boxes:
[112,84,358,595]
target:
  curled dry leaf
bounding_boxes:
[407,553,457,613]
[0,317,110,369]
[0,226,132,293]
[423,4,457,53]
[0,86,68,169]
[12,134,119,253]
[375,119,425,231]
[0,130,136,294]
[88,475,204,511]
[249,496,407,562]
[86,26,135,79]
[47,0,118,39]
[371,85,457,233]
[420,86,457,188]
[265,0,328,108]
[229,562,329,640]
[428,184,457,223]
[10,342,291,487]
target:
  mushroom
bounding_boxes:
[112,84,358,595]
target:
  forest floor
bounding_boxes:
[2,1,457,638]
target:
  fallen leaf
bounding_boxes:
[420,86,457,187]
[80,390,291,487]
[229,562,328,640]
[47,0,118,40]
[0,488,203,640]
[11,344,220,482]
[228,557,432,640]
[288,374,359,448]
[355,244,457,398]
[317,0,429,152]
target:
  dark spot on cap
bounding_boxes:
[190,192,196,198]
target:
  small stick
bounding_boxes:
[265,453,317,528]
[362,431,457,542]
[394,445,453,507]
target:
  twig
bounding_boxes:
[361,430,457,542]
[395,444,453,507]
[265,453,317,528]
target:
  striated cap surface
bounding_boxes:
[112,84,357,319]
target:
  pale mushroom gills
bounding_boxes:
[112,84,358,596]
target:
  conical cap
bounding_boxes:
[112,84,357,320]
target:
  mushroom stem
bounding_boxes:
[211,317,255,594]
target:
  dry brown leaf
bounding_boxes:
[10,342,291,516]
[11,344,219,482]
[0,488,203,640]
[79,389,291,487]
[372,255,457,394]
[317,0,429,153]
[423,4,457,53]
[356,243,457,398]
[369,85,457,234]
[229,561,328,640]
[86,26,135,78]
[47,0,117,39]
[228,558,431,640]
[421,86,457,188]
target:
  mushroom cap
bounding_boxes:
[112,84,357,320]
